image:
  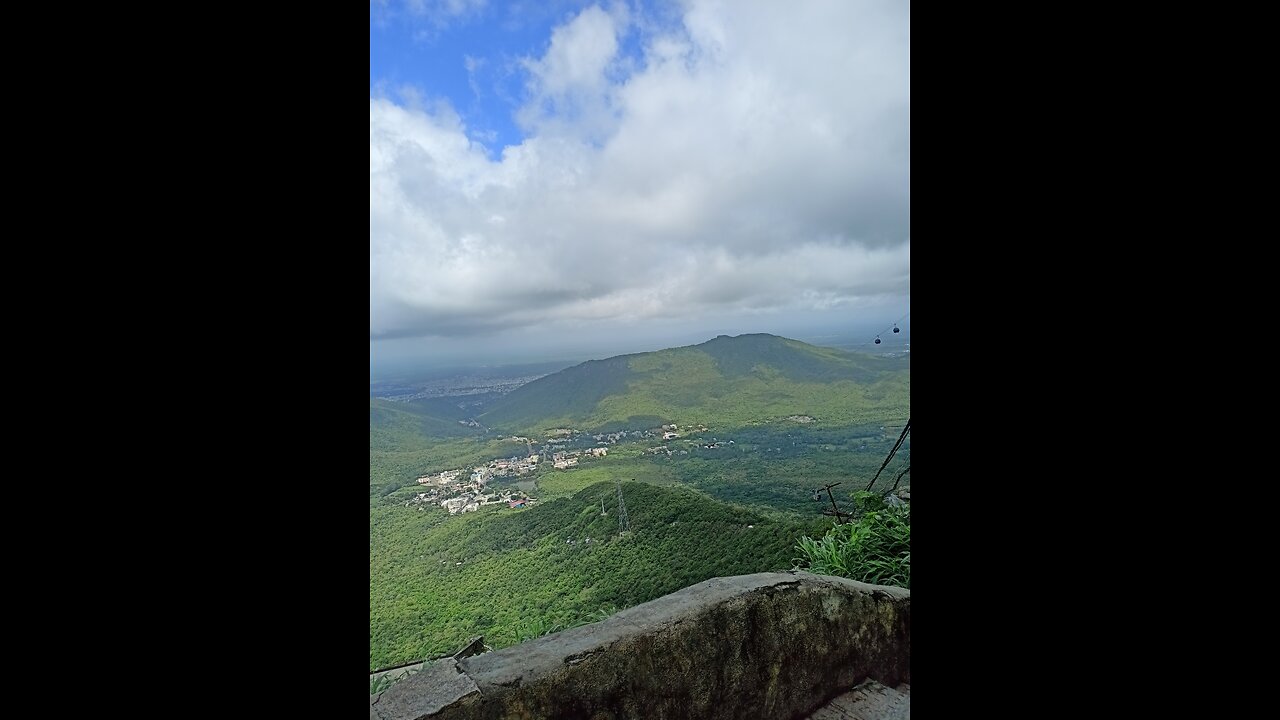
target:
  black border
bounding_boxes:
[163,1,1134,715]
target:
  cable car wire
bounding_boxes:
[848,312,910,351]
[865,419,910,492]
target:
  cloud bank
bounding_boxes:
[370,0,909,343]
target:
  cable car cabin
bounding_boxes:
[893,326,900,333]
[875,337,881,344]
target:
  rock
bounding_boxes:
[370,658,480,720]
[808,679,910,720]
[452,636,485,660]
[372,572,910,720]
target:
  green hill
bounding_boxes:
[477,334,909,433]
[369,334,910,671]
[370,397,478,439]
[370,398,497,491]
[370,481,829,670]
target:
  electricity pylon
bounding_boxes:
[616,480,630,534]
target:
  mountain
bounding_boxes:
[370,397,481,441]
[477,333,909,433]
[370,397,501,490]
[369,481,829,669]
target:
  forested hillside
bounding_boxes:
[370,481,829,669]
[370,334,909,672]
[477,334,909,433]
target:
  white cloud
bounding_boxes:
[370,0,909,341]
[516,4,626,141]
[523,5,618,97]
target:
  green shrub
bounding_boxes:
[794,495,909,588]
[512,616,562,644]
[506,603,622,645]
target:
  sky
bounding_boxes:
[370,0,909,378]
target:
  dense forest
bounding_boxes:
[370,482,830,670]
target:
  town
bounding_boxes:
[407,458,540,515]
[405,422,727,516]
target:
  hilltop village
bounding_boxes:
[400,416,891,519]
[404,423,713,516]
[406,451,547,514]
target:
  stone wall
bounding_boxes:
[370,571,910,720]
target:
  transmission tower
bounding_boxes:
[615,480,630,534]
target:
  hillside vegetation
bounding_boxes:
[370,335,908,495]
[477,334,909,434]
[370,333,910,672]
[370,398,479,441]
[369,399,525,491]
[369,481,828,670]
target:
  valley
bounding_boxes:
[370,333,910,671]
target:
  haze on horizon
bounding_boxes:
[371,316,909,381]
[371,1,909,380]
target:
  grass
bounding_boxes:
[794,493,910,589]
[536,459,679,501]
[507,603,619,645]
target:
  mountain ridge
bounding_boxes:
[477,333,909,433]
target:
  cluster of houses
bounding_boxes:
[404,481,536,516]
[411,465,535,515]
[489,454,539,477]
[416,469,462,486]
[583,424,704,446]
[587,428,665,444]
[590,431,635,444]
[549,447,608,470]
[419,454,540,483]
[645,436,734,455]
[406,420,740,516]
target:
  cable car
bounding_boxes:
[874,337,881,344]
[892,325,900,334]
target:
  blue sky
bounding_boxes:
[371,1,662,155]
[370,1,910,376]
